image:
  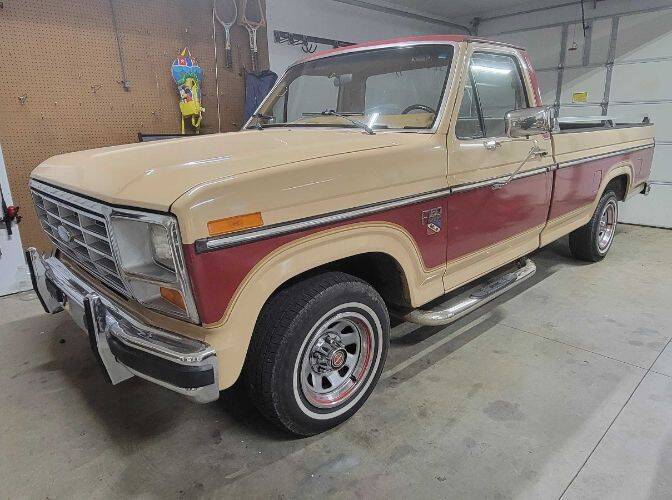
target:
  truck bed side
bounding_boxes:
[542,124,655,245]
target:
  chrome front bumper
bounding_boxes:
[25,248,219,403]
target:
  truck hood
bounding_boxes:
[31,129,401,211]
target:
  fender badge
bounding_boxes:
[422,207,442,235]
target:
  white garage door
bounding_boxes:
[610,10,672,228]
[494,7,672,228]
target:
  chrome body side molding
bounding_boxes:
[451,166,549,194]
[196,167,551,253]
[555,144,654,170]
[196,143,653,253]
[197,186,454,252]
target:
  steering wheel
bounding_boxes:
[401,104,436,115]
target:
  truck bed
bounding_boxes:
[551,122,655,167]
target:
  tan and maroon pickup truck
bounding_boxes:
[26,35,654,435]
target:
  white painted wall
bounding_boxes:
[469,0,672,228]
[0,144,31,296]
[266,0,466,76]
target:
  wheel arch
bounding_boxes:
[600,164,632,201]
[277,252,412,308]
[204,222,443,389]
[603,171,630,201]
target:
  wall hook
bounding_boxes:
[273,30,354,50]
[301,42,317,53]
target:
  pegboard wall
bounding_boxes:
[0,0,269,252]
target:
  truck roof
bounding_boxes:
[298,35,525,65]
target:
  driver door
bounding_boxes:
[444,45,554,291]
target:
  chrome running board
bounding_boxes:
[399,259,536,326]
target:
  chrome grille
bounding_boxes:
[30,185,128,296]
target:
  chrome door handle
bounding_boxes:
[483,139,502,151]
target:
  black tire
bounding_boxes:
[243,271,390,436]
[569,189,619,262]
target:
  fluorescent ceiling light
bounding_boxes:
[472,65,511,75]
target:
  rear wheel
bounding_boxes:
[569,189,618,262]
[243,271,389,436]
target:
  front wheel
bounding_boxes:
[243,272,389,436]
[569,189,619,262]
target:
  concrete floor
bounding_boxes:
[1,224,671,499]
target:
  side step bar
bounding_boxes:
[399,259,536,327]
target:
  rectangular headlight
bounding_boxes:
[149,224,175,271]
[110,212,199,323]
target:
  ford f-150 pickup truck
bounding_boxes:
[26,35,654,436]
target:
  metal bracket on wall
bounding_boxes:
[471,17,481,36]
[554,24,569,112]
[273,30,355,52]
[601,16,620,116]
[108,0,130,91]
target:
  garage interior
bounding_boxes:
[1,0,671,498]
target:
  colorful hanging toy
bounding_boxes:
[171,48,204,134]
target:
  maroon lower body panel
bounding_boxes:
[446,172,553,262]
[550,147,654,220]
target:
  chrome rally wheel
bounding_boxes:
[244,272,389,436]
[297,308,376,411]
[569,189,619,262]
[597,198,618,254]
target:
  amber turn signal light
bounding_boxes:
[207,212,263,236]
[160,287,186,310]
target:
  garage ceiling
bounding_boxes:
[378,0,570,19]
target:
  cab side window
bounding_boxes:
[455,82,482,139]
[456,52,529,139]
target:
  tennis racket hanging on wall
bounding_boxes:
[241,0,265,73]
[214,0,238,68]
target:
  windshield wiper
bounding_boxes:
[249,113,274,130]
[303,110,375,135]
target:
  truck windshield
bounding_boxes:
[250,44,454,131]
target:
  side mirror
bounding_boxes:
[505,106,555,138]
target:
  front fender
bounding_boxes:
[192,222,445,389]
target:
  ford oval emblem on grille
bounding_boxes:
[57,225,73,243]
